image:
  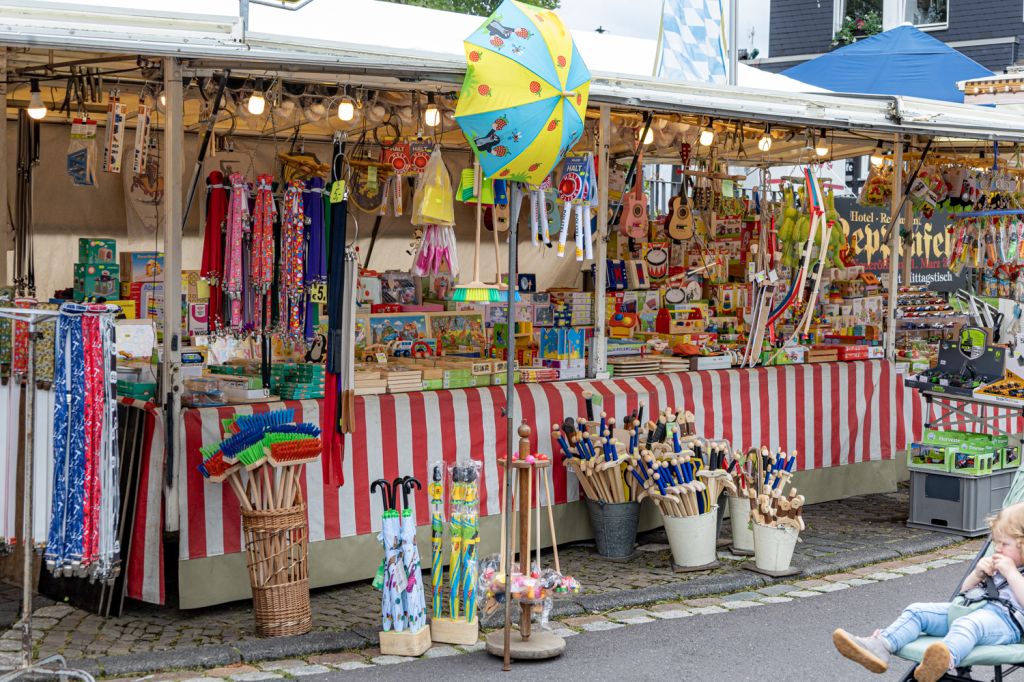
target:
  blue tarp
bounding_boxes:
[782,25,993,103]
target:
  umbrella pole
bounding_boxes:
[501,196,519,672]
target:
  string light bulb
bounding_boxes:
[643,126,655,145]
[870,141,884,167]
[424,93,440,127]
[27,80,46,120]
[247,86,266,116]
[699,122,715,147]
[815,129,829,158]
[757,125,772,153]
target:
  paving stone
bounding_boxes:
[841,578,877,587]
[689,606,728,615]
[562,615,608,627]
[422,645,459,659]
[722,592,763,601]
[791,579,830,589]
[617,616,655,624]
[892,565,928,575]
[786,590,823,598]
[460,641,486,653]
[371,655,415,666]
[335,662,374,671]
[229,673,282,681]
[823,573,860,582]
[258,660,305,671]
[580,621,624,632]
[865,572,902,581]
[650,609,692,619]
[636,543,671,552]
[757,584,797,596]
[279,665,332,676]
[758,596,794,604]
[205,666,259,678]
[649,603,689,612]
[607,609,654,620]
[810,582,850,593]
[683,598,723,608]
[546,627,578,638]
[34,605,74,619]
[721,600,763,609]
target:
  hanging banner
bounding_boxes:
[835,197,970,293]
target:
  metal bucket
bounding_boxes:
[585,499,640,559]
[664,508,718,568]
[753,522,800,573]
[728,494,755,552]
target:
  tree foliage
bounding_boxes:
[382,0,559,17]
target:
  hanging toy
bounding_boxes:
[556,153,596,260]
[411,148,458,277]
[101,90,126,174]
[223,173,249,329]
[251,175,276,331]
[528,175,555,247]
[131,102,152,176]
[381,141,411,216]
[67,118,99,187]
[280,181,306,335]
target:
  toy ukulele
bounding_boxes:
[619,139,649,239]
[667,142,695,241]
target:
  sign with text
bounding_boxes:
[835,197,969,292]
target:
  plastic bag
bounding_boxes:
[67,118,98,187]
[412,148,454,226]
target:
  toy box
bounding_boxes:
[540,327,584,360]
[380,272,421,305]
[181,271,211,302]
[73,263,120,301]
[78,238,116,264]
[120,251,164,283]
[908,442,952,472]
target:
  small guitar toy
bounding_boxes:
[619,136,649,239]
[667,142,695,241]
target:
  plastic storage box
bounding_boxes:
[907,468,1017,536]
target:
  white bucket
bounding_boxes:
[663,508,718,568]
[728,495,754,552]
[752,522,800,572]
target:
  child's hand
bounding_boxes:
[993,554,1017,577]
[976,556,997,577]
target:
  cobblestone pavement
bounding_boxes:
[0,489,971,675]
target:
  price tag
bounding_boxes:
[309,282,328,304]
[722,179,734,196]
[375,352,388,364]
[330,180,346,204]
[367,166,378,192]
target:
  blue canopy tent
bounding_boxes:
[782,25,993,103]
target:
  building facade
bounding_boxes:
[755,0,1023,73]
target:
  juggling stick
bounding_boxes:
[540,467,561,574]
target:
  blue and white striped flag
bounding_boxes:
[655,0,728,84]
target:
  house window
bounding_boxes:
[908,0,948,28]
[834,0,883,32]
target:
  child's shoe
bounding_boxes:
[833,628,891,673]
[914,642,952,682]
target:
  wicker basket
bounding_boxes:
[241,502,312,637]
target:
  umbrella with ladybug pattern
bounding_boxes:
[455,0,590,186]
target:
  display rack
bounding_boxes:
[0,308,94,682]
[921,389,1024,437]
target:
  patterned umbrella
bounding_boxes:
[398,477,426,631]
[455,0,590,185]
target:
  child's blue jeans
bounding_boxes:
[881,602,1020,666]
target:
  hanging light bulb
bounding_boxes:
[247,80,266,116]
[27,79,46,120]
[424,93,440,127]
[699,120,715,147]
[157,89,167,111]
[815,129,829,158]
[643,126,655,145]
[757,125,772,153]
[870,141,885,167]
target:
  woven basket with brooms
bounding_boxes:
[198,408,321,637]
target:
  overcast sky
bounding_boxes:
[557,0,770,57]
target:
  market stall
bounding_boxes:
[5,0,1024,618]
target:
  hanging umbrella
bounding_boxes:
[399,477,426,631]
[429,463,445,620]
[372,479,404,632]
[454,0,591,187]
[460,466,480,620]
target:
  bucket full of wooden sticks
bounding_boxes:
[752,521,799,573]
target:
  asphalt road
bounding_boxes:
[309,561,973,681]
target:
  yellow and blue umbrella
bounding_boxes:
[455,0,590,186]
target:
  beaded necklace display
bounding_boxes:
[280,180,306,335]
[250,175,276,331]
[303,177,327,341]
[223,172,249,329]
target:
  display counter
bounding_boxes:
[123,359,1011,608]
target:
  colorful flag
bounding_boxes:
[655,0,728,84]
